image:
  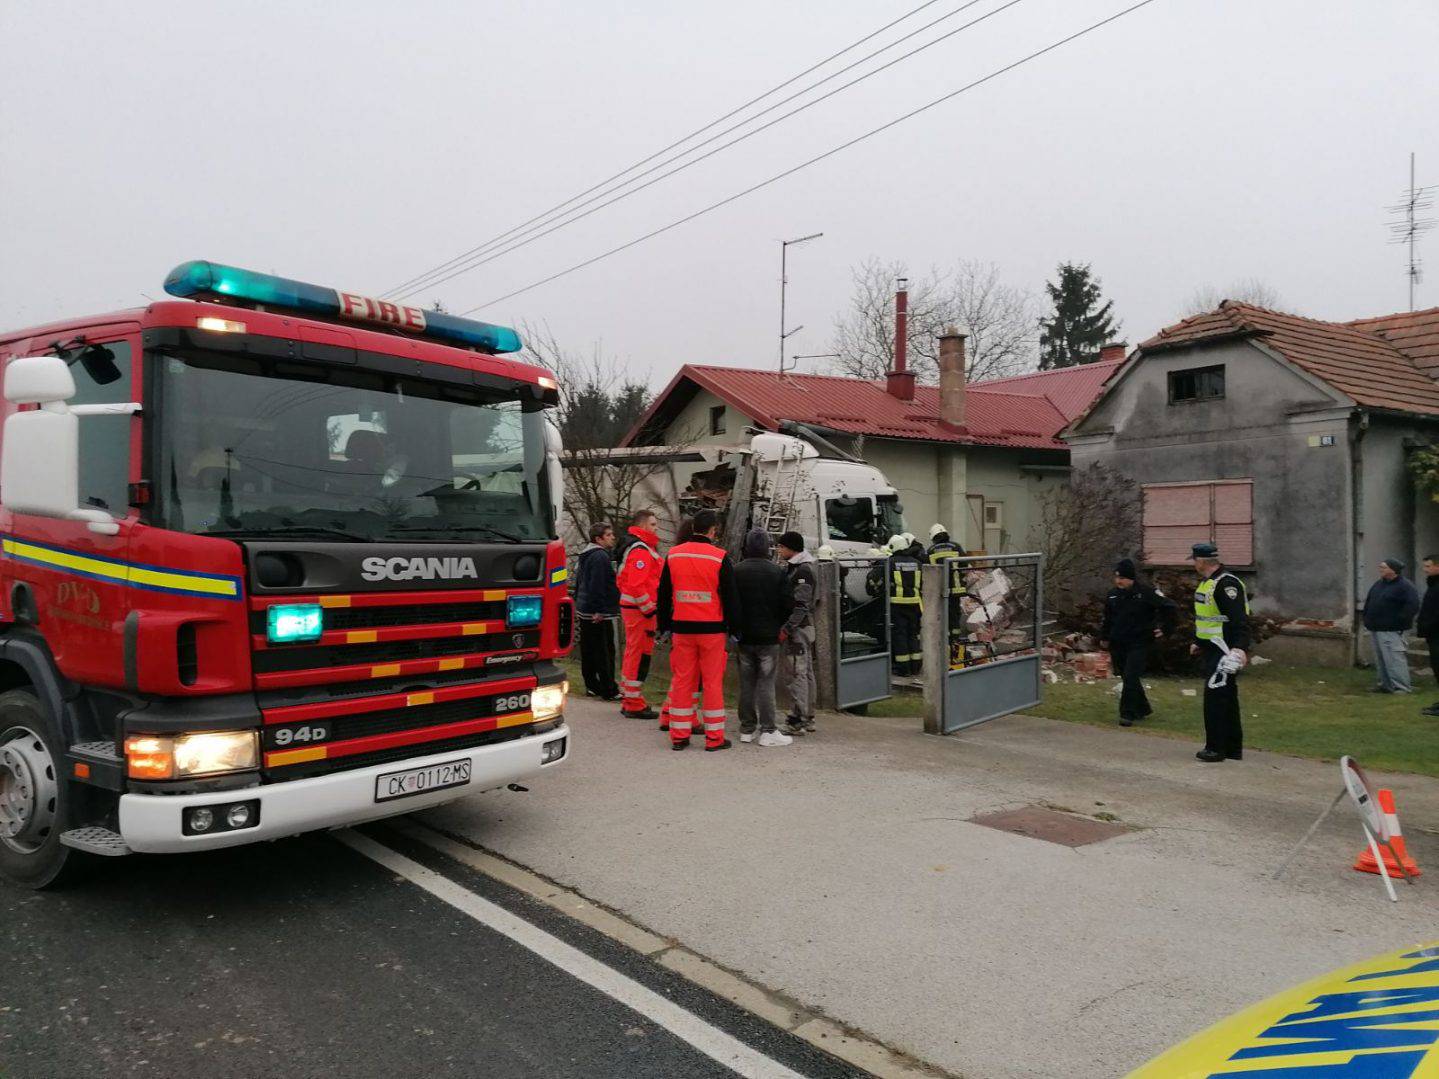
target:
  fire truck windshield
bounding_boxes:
[152,350,555,543]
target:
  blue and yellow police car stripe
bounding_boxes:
[1129,941,1439,1076]
[1,537,242,601]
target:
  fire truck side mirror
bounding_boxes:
[1,355,135,536]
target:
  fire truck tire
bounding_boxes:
[0,690,88,889]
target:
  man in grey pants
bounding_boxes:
[777,531,819,735]
[1364,558,1420,693]
[733,529,795,746]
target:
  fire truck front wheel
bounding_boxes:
[0,690,86,889]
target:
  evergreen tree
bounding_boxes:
[1038,262,1121,369]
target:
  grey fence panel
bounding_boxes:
[923,553,1043,734]
[833,556,891,710]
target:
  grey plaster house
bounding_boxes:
[1064,301,1439,665]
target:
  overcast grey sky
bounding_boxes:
[2,1,1436,386]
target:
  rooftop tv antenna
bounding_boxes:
[1388,152,1435,311]
[778,233,823,374]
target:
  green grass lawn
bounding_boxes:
[564,650,1439,777]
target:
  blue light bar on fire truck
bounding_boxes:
[162,260,523,354]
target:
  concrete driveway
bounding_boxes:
[424,698,1439,1078]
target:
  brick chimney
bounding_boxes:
[1099,342,1127,363]
[885,278,916,401]
[938,325,968,432]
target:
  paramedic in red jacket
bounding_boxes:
[616,509,663,719]
[656,509,740,752]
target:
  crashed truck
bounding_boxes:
[563,421,903,560]
[562,423,1031,683]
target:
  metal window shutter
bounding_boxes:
[1143,485,1213,564]
[1213,481,1253,564]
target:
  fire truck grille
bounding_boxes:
[248,600,507,635]
[253,630,540,674]
[264,692,532,749]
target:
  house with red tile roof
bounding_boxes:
[1065,300,1439,665]
[620,339,1122,553]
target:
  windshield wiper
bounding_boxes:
[391,523,527,543]
[202,525,372,542]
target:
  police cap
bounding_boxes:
[1190,542,1219,559]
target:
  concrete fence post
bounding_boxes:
[921,564,946,735]
[814,561,840,711]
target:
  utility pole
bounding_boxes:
[1388,152,1434,312]
[779,233,822,374]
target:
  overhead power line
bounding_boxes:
[394,0,1019,300]
[383,0,979,299]
[461,0,1162,316]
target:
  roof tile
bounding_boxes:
[1140,301,1439,413]
[622,361,1121,450]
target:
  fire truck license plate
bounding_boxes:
[375,759,473,802]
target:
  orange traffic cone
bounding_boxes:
[1354,788,1422,878]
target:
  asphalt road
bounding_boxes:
[0,825,861,1079]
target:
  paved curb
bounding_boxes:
[394,818,955,1079]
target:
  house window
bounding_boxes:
[983,503,1003,529]
[1142,480,1253,565]
[708,404,726,436]
[1168,365,1225,404]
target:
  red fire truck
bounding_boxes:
[0,261,573,887]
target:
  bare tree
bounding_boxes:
[829,257,1037,384]
[1183,279,1285,317]
[1027,463,1142,618]
[520,322,691,546]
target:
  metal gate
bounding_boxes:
[833,556,891,709]
[927,553,1042,734]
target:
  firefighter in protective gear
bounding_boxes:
[926,524,968,668]
[926,523,964,562]
[656,509,741,751]
[887,532,924,676]
[1189,542,1251,762]
[616,510,663,719]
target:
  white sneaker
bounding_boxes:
[758,730,793,747]
[740,732,755,743]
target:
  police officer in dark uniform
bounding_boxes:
[1189,542,1251,762]
[1099,558,1176,726]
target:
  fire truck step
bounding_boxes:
[70,741,121,762]
[60,827,132,857]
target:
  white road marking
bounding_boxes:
[337,830,805,1079]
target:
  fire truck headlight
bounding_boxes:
[127,731,259,780]
[172,731,259,777]
[532,682,567,722]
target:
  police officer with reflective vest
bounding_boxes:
[616,509,663,720]
[1189,542,1251,762]
[656,509,741,752]
[887,533,924,676]
[927,524,967,668]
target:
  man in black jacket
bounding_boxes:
[1419,556,1439,716]
[777,531,818,735]
[733,529,794,746]
[1364,558,1421,694]
[574,521,620,700]
[1099,559,1177,727]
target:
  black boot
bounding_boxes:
[1195,748,1225,763]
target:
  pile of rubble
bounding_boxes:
[1042,632,1113,683]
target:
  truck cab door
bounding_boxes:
[0,329,140,689]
